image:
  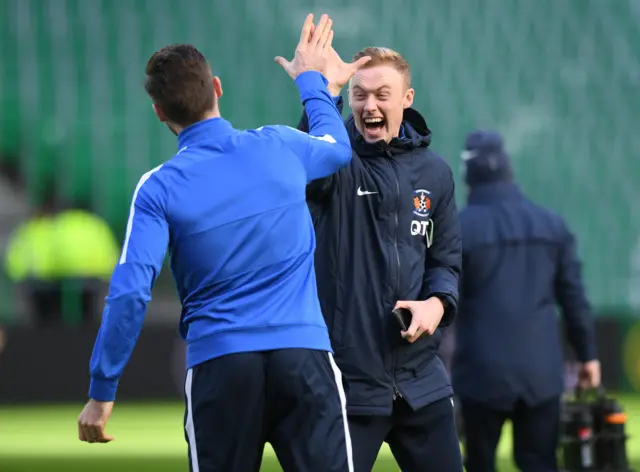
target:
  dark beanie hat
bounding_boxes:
[462,130,513,187]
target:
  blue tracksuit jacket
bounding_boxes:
[88,71,352,402]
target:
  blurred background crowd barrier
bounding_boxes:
[0,0,640,403]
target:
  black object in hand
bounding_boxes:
[392,308,412,331]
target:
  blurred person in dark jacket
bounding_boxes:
[453,130,600,472]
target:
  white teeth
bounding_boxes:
[364,118,383,124]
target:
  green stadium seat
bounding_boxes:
[0,0,638,315]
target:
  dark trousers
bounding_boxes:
[348,397,463,472]
[184,349,352,472]
[460,396,560,472]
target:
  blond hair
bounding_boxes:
[352,47,411,87]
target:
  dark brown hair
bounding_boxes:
[144,44,215,127]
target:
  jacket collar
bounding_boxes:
[177,117,234,149]
[345,108,432,157]
[467,182,523,205]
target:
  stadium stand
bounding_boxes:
[0,0,639,320]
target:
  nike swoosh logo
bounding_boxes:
[357,186,378,196]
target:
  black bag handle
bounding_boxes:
[575,384,606,401]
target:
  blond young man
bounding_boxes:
[299,47,463,471]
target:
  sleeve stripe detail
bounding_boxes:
[119,164,164,265]
[309,134,336,144]
[258,125,336,144]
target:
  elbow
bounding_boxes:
[103,288,150,323]
[106,288,150,306]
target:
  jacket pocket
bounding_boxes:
[398,329,442,374]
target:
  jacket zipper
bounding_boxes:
[386,150,403,401]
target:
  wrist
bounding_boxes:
[427,294,447,312]
[328,84,343,96]
[295,71,330,103]
[89,377,119,402]
[88,398,113,406]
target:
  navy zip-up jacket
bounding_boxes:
[300,98,462,415]
[88,71,352,402]
[453,182,597,409]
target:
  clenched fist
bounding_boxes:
[78,399,114,444]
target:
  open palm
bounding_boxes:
[324,47,371,94]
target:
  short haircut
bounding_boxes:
[352,47,411,88]
[144,44,215,127]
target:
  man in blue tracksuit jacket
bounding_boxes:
[299,46,463,472]
[77,15,366,472]
[453,130,601,472]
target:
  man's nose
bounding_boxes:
[364,96,378,112]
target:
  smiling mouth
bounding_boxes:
[363,117,385,133]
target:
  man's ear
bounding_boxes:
[403,88,415,109]
[152,103,167,123]
[213,76,223,99]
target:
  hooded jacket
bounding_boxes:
[453,130,597,408]
[299,97,461,415]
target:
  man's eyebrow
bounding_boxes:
[352,85,391,92]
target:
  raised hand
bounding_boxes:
[275,14,334,80]
[324,47,372,95]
